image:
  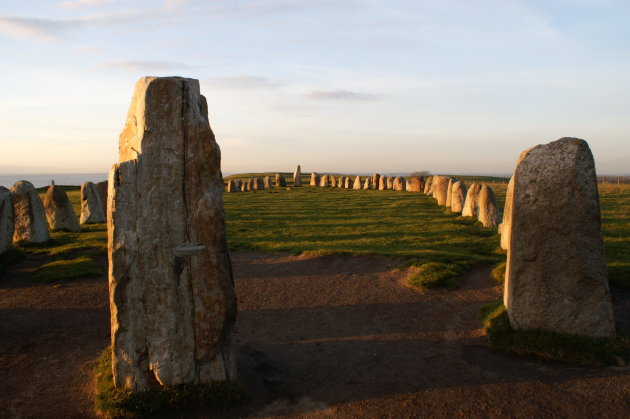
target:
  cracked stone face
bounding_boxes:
[108,76,237,391]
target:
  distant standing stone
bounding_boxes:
[386,177,394,189]
[263,176,273,189]
[337,176,345,188]
[372,173,380,188]
[294,165,302,187]
[363,178,371,189]
[344,177,352,188]
[407,176,424,192]
[275,173,286,187]
[393,176,406,191]
[226,179,238,192]
[462,182,481,217]
[504,137,615,338]
[353,176,362,190]
[0,187,14,253]
[424,176,433,194]
[379,176,388,190]
[44,183,80,231]
[310,172,319,186]
[450,181,467,213]
[97,181,108,214]
[445,178,456,208]
[431,176,449,205]
[240,182,247,192]
[320,174,330,187]
[330,175,336,187]
[80,182,106,224]
[499,176,514,250]
[11,180,49,243]
[247,178,253,191]
[477,184,501,227]
[253,177,265,190]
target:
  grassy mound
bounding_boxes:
[480,301,629,367]
[95,349,245,418]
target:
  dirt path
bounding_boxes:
[1,251,629,418]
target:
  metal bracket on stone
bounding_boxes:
[174,244,206,256]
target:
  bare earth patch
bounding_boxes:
[1,251,629,418]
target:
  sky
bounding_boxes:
[0,0,629,176]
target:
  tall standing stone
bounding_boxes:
[109,77,237,391]
[263,176,273,189]
[450,181,467,214]
[504,137,615,338]
[310,172,319,186]
[97,180,108,214]
[462,182,481,217]
[431,176,449,205]
[372,173,380,188]
[344,177,352,188]
[330,175,336,187]
[275,173,286,187]
[0,187,14,253]
[352,176,362,190]
[337,176,345,188]
[240,182,247,192]
[499,177,514,250]
[44,183,80,232]
[80,181,106,224]
[477,184,501,227]
[379,176,387,190]
[319,174,330,187]
[363,178,371,189]
[226,179,238,192]
[386,177,394,189]
[445,178,456,208]
[424,176,433,194]
[293,165,302,187]
[10,181,49,244]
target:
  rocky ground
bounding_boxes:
[1,251,628,418]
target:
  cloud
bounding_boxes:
[59,0,109,9]
[0,17,77,42]
[95,60,193,72]
[203,75,283,90]
[304,89,380,102]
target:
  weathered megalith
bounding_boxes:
[263,176,273,189]
[0,187,14,253]
[450,181,467,213]
[235,179,242,190]
[275,173,286,187]
[310,172,319,186]
[253,177,265,190]
[11,181,49,243]
[408,176,424,192]
[379,176,387,190]
[445,178,456,208]
[80,181,106,224]
[320,174,330,187]
[393,176,406,191]
[43,182,80,232]
[372,173,380,188]
[431,176,449,205]
[97,180,108,213]
[363,178,371,189]
[352,176,362,190]
[462,182,481,217]
[424,176,433,194]
[499,176,514,250]
[293,165,302,187]
[504,137,615,338]
[226,179,239,192]
[108,76,237,391]
[337,176,345,188]
[344,177,352,188]
[240,182,247,192]
[477,184,501,228]
[246,178,253,191]
[330,175,336,187]
[386,177,394,189]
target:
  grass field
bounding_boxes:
[0,177,626,289]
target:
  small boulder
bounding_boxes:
[44,183,80,232]
[11,180,49,243]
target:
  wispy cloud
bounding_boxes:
[0,17,77,42]
[95,60,193,72]
[304,89,380,102]
[203,75,283,90]
[59,0,109,9]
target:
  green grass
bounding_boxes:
[407,262,466,289]
[480,301,629,366]
[30,256,100,282]
[95,349,245,418]
[491,261,506,284]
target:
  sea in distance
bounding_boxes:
[0,173,108,189]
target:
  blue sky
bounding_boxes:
[0,0,628,175]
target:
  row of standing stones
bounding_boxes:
[0,178,110,251]
[0,76,617,396]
